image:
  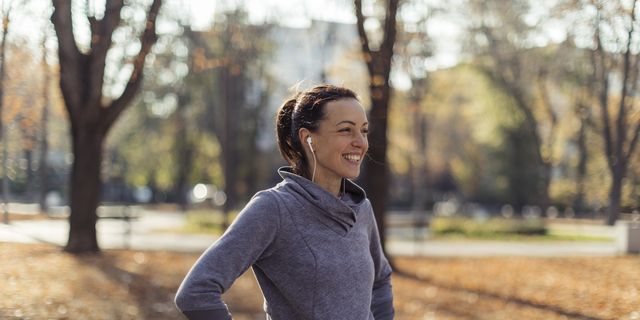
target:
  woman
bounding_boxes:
[175,84,394,320]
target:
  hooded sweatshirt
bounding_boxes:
[174,167,394,320]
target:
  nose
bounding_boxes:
[352,131,368,149]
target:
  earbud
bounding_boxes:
[306,136,317,182]
[306,136,314,152]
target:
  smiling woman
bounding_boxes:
[175,84,394,320]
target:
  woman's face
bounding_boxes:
[307,98,369,181]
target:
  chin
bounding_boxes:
[343,169,361,180]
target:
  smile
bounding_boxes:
[343,154,361,162]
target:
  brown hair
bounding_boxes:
[275,84,358,177]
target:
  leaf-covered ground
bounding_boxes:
[1,243,639,320]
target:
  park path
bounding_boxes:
[0,207,621,256]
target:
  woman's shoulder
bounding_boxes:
[247,188,280,209]
[252,181,285,199]
[233,188,284,229]
[255,181,293,201]
[245,183,294,213]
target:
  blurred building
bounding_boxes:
[257,19,369,151]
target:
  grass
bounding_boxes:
[2,242,639,320]
[430,232,614,242]
[430,216,547,237]
[154,210,239,235]
[428,216,615,242]
[164,213,615,242]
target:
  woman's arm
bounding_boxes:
[174,191,280,319]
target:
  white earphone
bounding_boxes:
[306,136,314,153]
[306,136,316,182]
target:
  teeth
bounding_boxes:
[344,154,361,161]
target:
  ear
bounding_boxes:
[298,127,313,154]
[298,127,311,146]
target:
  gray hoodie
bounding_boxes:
[174,167,394,319]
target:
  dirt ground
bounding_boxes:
[1,242,639,320]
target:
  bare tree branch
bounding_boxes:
[103,0,161,133]
[537,68,558,163]
[594,7,614,169]
[354,0,374,76]
[51,0,83,119]
[627,122,640,161]
[87,0,125,109]
[615,0,637,166]
[380,0,399,77]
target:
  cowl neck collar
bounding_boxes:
[277,167,367,233]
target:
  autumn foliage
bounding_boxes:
[2,243,638,319]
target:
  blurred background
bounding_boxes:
[1,0,640,318]
[1,0,637,228]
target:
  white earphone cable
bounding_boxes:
[307,137,317,182]
[311,148,317,182]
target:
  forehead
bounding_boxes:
[321,98,368,124]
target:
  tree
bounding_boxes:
[548,38,597,215]
[588,0,640,225]
[414,65,520,205]
[0,0,18,223]
[466,0,558,210]
[354,0,400,252]
[104,13,198,206]
[558,0,640,223]
[11,46,40,200]
[51,0,162,253]
[188,9,273,226]
[394,6,432,211]
[1,0,32,222]
[38,24,52,214]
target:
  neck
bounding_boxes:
[313,175,343,198]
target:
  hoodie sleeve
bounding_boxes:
[174,191,280,320]
[367,201,395,320]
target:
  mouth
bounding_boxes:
[342,153,362,164]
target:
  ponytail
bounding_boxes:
[276,95,306,175]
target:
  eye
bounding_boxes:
[361,128,369,135]
[338,128,352,133]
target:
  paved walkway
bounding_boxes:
[0,210,624,257]
[387,239,618,257]
[0,212,217,252]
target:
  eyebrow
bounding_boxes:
[335,120,368,126]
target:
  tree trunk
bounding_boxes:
[1,121,8,224]
[24,149,35,199]
[64,126,103,253]
[174,141,192,211]
[220,40,243,229]
[606,167,624,226]
[173,99,192,211]
[539,162,551,209]
[362,84,391,254]
[38,37,50,214]
[411,104,429,211]
[574,115,587,215]
[1,10,9,224]
[221,66,233,230]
